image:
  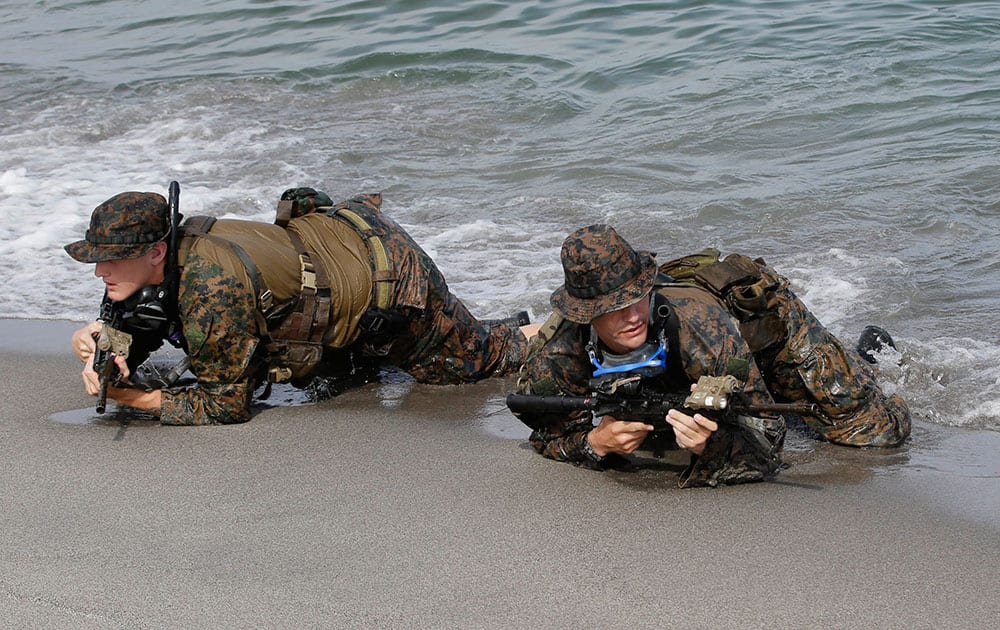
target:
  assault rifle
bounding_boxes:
[93,296,129,414]
[506,374,818,433]
[92,292,191,414]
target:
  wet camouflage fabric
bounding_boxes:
[338,194,527,384]
[516,290,787,488]
[752,262,911,447]
[161,249,262,425]
[549,224,658,324]
[516,258,911,487]
[159,193,527,425]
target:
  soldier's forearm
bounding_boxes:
[108,386,162,414]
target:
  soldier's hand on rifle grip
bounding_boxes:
[665,409,718,456]
[72,320,103,363]
[82,353,103,396]
[83,351,129,398]
[588,415,655,457]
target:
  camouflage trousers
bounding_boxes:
[334,195,527,385]
[754,265,911,447]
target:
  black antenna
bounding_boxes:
[167,180,182,271]
[162,181,184,346]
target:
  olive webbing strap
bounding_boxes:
[285,229,330,295]
[220,239,273,333]
[331,207,393,310]
[283,229,331,343]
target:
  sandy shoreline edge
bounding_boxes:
[2,317,998,628]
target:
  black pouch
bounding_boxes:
[358,306,408,336]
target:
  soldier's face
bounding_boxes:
[94,250,161,302]
[592,297,650,354]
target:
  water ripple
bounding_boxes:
[3,0,1000,429]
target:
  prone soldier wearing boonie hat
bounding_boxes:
[65,192,173,263]
[513,224,911,488]
[67,186,540,425]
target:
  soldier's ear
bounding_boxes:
[149,241,168,266]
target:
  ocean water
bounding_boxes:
[1,0,998,431]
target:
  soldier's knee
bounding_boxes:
[814,393,911,447]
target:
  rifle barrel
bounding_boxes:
[745,402,819,416]
[95,352,116,415]
[95,381,109,414]
[505,393,593,415]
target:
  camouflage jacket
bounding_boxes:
[515,284,786,488]
[160,213,374,425]
[159,194,527,425]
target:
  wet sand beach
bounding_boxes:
[2,319,998,629]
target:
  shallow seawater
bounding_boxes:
[49,407,159,427]
[2,0,999,433]
[477,393,533,441]
[49,407,160,443]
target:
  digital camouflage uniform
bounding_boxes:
[749,260,911,447]
[515,225,910,488]
[70,191,527,426]
[162,192,527,425]
[516,289,787,488]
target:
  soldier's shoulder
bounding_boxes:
[525,312,588,356]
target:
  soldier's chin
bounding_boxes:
[105,286,133,302]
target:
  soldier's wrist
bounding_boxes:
[582,430,606,462]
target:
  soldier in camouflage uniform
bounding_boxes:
[67,189,534,425]
[513,224,911,488]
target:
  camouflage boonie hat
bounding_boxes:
[550,224,657,324]
[64,192,170,263]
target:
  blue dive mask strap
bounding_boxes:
[589,339,667,378]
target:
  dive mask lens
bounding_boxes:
[590,340,667,378]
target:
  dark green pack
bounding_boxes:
[658,248,787,354]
